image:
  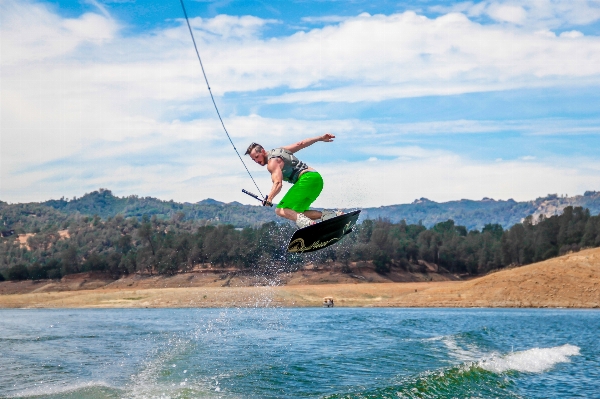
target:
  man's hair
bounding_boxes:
[245,142,263,155]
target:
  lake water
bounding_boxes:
[1,307,598,399]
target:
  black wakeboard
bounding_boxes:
[287,210,361,253]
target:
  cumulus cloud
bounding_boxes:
[187,14,278,39]
[0,0,118,65]
[431,0,600,28]
[5,135,600,208]
[560,30,584,38]
[317,149,600,208]
[264,11,600,103]
[4,113,600,205]
[486,3,527,24]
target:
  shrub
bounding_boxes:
[47,269,62,279]
[28,263,47,280]
[373,251,391,274]
[8,264,30,281]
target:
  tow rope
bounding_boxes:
[179,0,265,198]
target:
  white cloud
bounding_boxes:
[431,1,600,28]
[4,139,600,210]
[187,14,278,40]
[2,0,600,205]
[4,1,600,110]
[316,150,600,208]
[198,9,600,103]
[0,0,118,65]
[560,30,584,38]
[0,113,373,202]
[487,4,527,24]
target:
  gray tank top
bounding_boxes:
[267,148,308,184]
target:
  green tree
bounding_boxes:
[28,263,47,280]
[8,264,29,281]
[373,251,391,274]
[137,220,156,255]
[60,247,79,275]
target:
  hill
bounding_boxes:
[40,189,278,227]
[0,189,278,234]
[362,191,600,230]
[1,247,598,308]
[2,188,600,232]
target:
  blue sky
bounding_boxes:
[2,0,600,207]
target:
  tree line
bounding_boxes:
[5,188,600,233]
[1,206,600,281]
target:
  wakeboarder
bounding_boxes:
[245,134,340,229]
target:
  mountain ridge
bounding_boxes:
[2,189,600,232]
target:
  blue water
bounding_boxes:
[0,308,598,399]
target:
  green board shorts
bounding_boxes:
[277,171,323,213]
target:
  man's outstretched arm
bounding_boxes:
[282,133,335,153]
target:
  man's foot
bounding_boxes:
[321,209,344,222]
[296,214,316,229]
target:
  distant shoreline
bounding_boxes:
[1,247,599,309]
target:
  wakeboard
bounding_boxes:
[287,210,361,253]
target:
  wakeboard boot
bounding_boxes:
[320,209,344,222]
[296,214,316,229]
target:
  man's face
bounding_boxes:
[250,148,267,166]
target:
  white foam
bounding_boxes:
[442,337,485,362]
[479,344,580,373]
[7,380,114,398]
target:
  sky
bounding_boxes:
[2,0,600,208]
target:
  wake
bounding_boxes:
[478,344,580,373]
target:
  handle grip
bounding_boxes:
[242,189,273,207]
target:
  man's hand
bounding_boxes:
[321,133,335,142]
[262,197,273,207]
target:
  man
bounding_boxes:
[245,133,340,228]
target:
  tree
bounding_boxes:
[8,264,29,281]
[582,217,600,247]
[482,224,503,240]
[28,263,47,280]
[81,253,107,272]
[60,247,79,275]
[137,221,156,255]
[373,251,391,274]
[117,234,133,254]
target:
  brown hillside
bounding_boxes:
[0,248,598,308]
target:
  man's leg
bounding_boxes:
[275,207,322,221]
[275,207,300,221]
[276,208,330,222]
[303,210,322,220]
[276,207,315,228]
